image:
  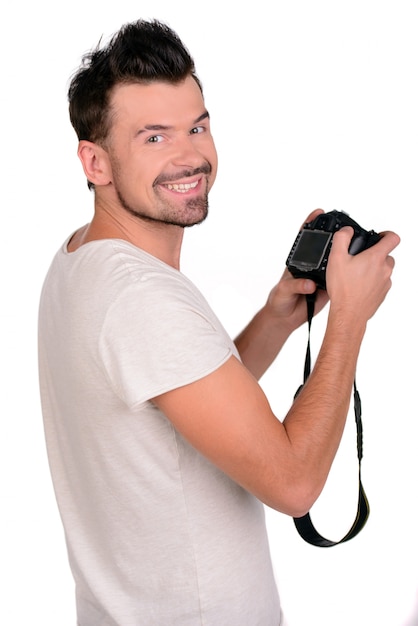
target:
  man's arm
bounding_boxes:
[235,209,329,380]
[234,270,328,380]
[153,227,399,517]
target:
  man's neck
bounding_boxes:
[66,209,184,269]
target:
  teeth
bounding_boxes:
[166,181,198,193]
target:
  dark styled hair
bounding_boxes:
[68,19,202,146]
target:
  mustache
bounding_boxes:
[154,163,212,186]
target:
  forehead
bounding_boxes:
[109,76,205,129]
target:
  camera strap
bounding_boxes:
[292,292,370,547]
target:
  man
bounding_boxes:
[38,18,399,626]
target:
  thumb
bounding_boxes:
[332,226,354,252]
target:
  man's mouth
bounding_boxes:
[164,181,199,193]
[154,164,211,194]
[166,180,199,193]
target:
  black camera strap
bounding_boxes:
[292,292,370,547]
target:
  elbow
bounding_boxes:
[267,482,323,519]
[285,496,316,519]
[278,458,329,517]
[288,500,314,519]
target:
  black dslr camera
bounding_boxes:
[286,210,381,289]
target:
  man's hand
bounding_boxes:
[266,209,329,334]
[326,226,400,322]
[235,210,329,378]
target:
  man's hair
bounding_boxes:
[68,19,202,146]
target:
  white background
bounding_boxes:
[1,1,417,624]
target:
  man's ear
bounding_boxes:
[77,140,112,187]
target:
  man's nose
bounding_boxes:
[171,135,203,167]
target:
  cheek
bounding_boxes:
[127,157,159,190]
[209,146,218,184]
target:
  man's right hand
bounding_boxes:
[325,226,400,323]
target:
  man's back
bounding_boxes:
[38,236,282,625]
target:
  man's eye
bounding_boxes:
[147,135,164,143]
[190,126,204,135]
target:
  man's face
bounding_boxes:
[103,76,218,227]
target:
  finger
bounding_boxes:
[375,231,401,254]
[300,208,324,230]
[279,269,315,293]
[282,268,317,291]
[331,226,355,252]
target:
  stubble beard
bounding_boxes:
[114,166,211,228]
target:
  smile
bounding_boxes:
[164,181,199,193]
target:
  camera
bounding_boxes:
[286,210,381,289]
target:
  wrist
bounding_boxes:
[326,304,367,343]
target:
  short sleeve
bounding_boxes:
[99,270,235,408]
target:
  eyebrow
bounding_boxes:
[139,110,210,134]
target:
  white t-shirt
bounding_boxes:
[38,237,282,625]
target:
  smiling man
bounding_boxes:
[38,18,399,626]
[68,75,216,259]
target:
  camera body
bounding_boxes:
[286,210,381,289]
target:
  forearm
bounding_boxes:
[234,302,295,380]
[234,269,329,380]
[281,306,367,509]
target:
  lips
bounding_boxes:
[164,180,199,193]
[154,164,212,192]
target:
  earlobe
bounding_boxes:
[78,140,112,186]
